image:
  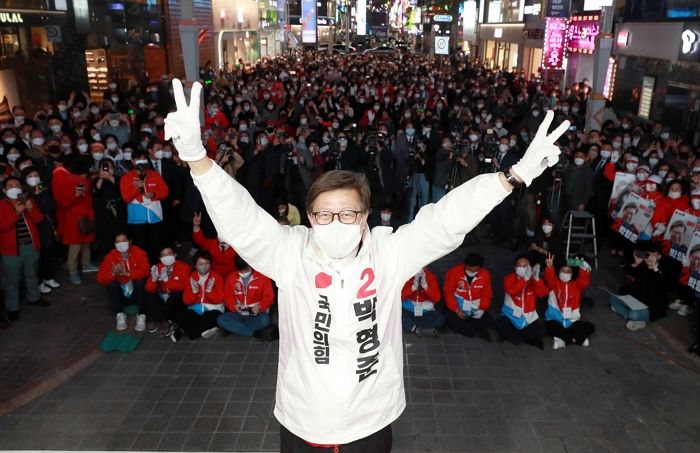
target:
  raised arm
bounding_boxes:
[164,79,289,282]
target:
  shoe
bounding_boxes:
[582,339,590,347]
[552,337,566,350]
[134,314,146,332]
[69,274,82,285]
[669,299,683,310]
[688,344,700,356]
[161,322,174,338]
[430,328,438,338]
[38,283,52,294]
[146,322,158,334]
[43,279,61,289]
[201,327,219,339]
[8,310,19,321]
[625,320,647,331]
[170,327,184,343]
[678,305,691,317]
[29,299,50,307]
[82,264,99,273]
[116,312,127,331]
[414,327,423,337]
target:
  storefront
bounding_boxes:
[288,16,336,48]
[213,0,260,67]
[612,21,700,144]
[478,22,543,75]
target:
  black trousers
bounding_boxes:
[171,305,220,339]
[444,310,492,337]
[128,222,162,263]
[280,424,392,453]
[494,316,546,345]
[107,279,146,314]
[146,291,182,323]
[545,320,595,345]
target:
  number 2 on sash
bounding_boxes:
[357,268,377,299]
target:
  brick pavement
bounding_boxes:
[1,238,700,452]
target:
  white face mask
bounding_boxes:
[380,213,391,222]
[32,137,45,146]
[238,270,252,278]
[92,133,101,141]
[668,190,681,200]
[649,158,659,167]
[109,120,120,128]
[76,143,87,153]
[469,134,479,142]
[313,221,363,259]
[574,157,585,166]
[515,265,530,278]
[498,144,509,153]
[50,124,62,133]
[160,255,176,266]
[7,153,20,162]
[163,151,173,159]
[154,150,164,160]
[106,142,117,151]
[646,183,657,193]
[559,272,572,283]
[626,163,638,173]
[693,199,700,210]
[92,152,104,161]
[465,270,478,278]
[636,172,648,182]
[5,187,22,199]
[658,170,668,178]
[123,152,132,160]
[542,224,553,234]
[600,150,611,159]
[115,241,130,253]
[26,176,41,187]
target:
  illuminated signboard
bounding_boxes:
[545,0,571,18]
[567,15,600,54]
[357,0,367,36]
[617,30,629,47]
[543,17,567,70]
[638,76,655,120]
[603,57,617,100]
[301,0,317,43]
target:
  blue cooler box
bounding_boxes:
[610,294,649,322]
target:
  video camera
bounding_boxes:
[482,128,498,163]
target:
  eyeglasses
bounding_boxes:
[312,210,363,225]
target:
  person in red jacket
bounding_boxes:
[145,246,191,336]
[400,267,443,336]
[218,255,275,337]
[192,211,236,278]
[96,232,149,332]
[170,250,225,342]
[495,255,549,349]
[543,253,595,349]
[120,149,169,262]
[52,158,96,285]
[0,177,49,321]
[442,253,493,340]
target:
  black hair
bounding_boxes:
[464,253,484,267]
[234,255,250,271]
[194,249,212,264]
[2,176,21,189]
[514,253,531,265]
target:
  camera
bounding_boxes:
[482,128,497,163]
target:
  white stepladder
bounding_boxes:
[563,210,598,270]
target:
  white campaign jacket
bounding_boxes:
[192,163,509,444]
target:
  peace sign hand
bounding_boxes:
[511,110,570,186]
[163,79,206,162]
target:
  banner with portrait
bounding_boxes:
[612,192,654,244]
[664,210,698,263]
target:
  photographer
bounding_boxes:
[93,159,126,257]
[407,136,429,222]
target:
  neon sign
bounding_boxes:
[543,17,567,70]
[567,15,600,54]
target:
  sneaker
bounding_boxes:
[134,314,146,332]
[116,312,127,331]
[678,305,691,317]
[43,279,61,289]
[669,299,683,310]
[625,320,647,331]
[161,322,174,338]
[430,328,438,338]
[146,322,158,334]
[201,327,219,339]
[582,339,590,347]
[38,283,52,294]
[170,327,184,343]
[82,264,99,273]
[552,337,566,350]
[414,327,423,337]
[69,274,82,285]
[29,299,50,307]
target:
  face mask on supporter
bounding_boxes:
[92,133,101,141]
[196,263,211,275]
[313,221,363,259]
[106,142,117,151]
[657,170,668,179]
[7,153,19,162]
[693,199,700,210]
[5,187,22,199]
[542,224,554,234]
[495,122,503,128]
[163,150,173,159]
[123,151,132,160]
[4,137,15,145]
[660,132,670,140]
[649,158,659,167]
[300,117,308,125]
[612,141,621,149]
[154,150,164,160]
[559,272,572,283]
[668,190,681,200]
[623,137,631,146]
[115,241,130,253]
[380,213,392,222]
[469,134,479,142]
[465,270,478,278]
[90,107,100,115]
[405,128,415,137]
[111,97,119,104]
[626,163,638,173]
[239,124,248,131]
[532,110,540,117]
[109,120,120,128]
[574,157,585,166]
[498,144,509,153]
[160,255,176,267]
[26,176,41,187]
[600,150,611,159]
[50,124,62,133]
[260,137,268,146]
[636,172,648,182]
[515,265,530,278]
[238,270,252,278]
[32,137,45,147]
[134,159,148,167]
[646,183,657,193]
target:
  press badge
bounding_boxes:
[563,307,573,319]
[414,303,424,317]
[512,306,523,318]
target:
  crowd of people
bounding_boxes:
[0,50,697,355]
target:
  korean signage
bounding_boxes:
[567,15,600,54]
[543,17,567,70]
[545,0,571,18]
[356,0,367,36]
[0,9,66,26]
[679,23,700,62]
[301,0,317,43]
[638,76,655,120]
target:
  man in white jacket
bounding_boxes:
[164,79,569,452]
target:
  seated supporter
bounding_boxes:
[145,246,190,336]
[400,267,443,336]
[170,250,225,342]
[623,241,669,331]
[192,211,236,278]
[543,253,595,349]
[96,232,149,331]
[495,255,548,349]
[443,253,493,341]
[218,256,275,337]
[0,177,49,322]
[529,215,561,264]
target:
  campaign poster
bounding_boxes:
[664,210,698,263]
[685,231,700,292]
[301,0,317,44]
[613,192,654,244]
[608,172,638,215]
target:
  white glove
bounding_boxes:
[150,265,159,282]
[579,261,592,272]
[473,309,484,319]
[163,79,206,161]
[411,274,420,292]
[510,111,569,186]
[159,266,170,282]
[524,265,533,281]
[532,264,541,281]
[611,151,621,163]
[420,272,428,289]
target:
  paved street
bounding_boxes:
[1,238,700,452]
